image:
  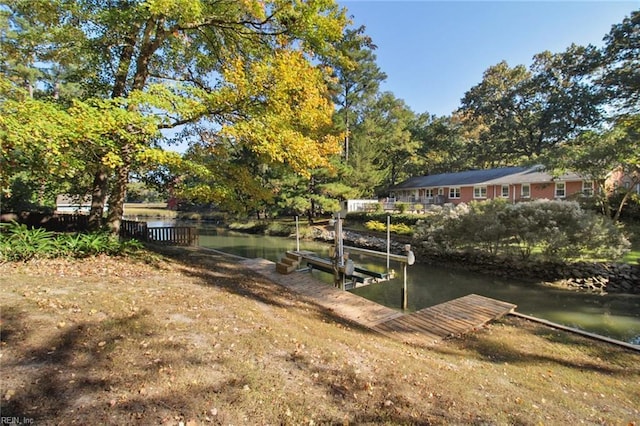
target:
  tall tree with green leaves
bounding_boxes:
[459,46,604,165]
[459,61,533,165]
[541,10,639,221]
[1,0,347,232]
[544,115,640,221]
[600,9,640,113]
[326,25,386,162]
[408,113,476,176]
[358,92,418,189]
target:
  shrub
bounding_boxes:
[364,220,413,236]
[0,222,55,261]
[0,221,143,261]
[413,199,630,262]
[391,223,413,236]
[228,221,268,233]
[265,222,294,236]
[365,220,386,232]
[346,212,423,226]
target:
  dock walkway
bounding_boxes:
[242,258,516,346]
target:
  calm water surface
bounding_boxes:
[171,223,640,346]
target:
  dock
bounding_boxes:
[244,257,403,327]
[372,293,516,346]
[275,250,396,289]
[243,258,517,345]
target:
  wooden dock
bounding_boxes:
[242,258,403,327]
[372,294,516,346]
[242,258,517,345]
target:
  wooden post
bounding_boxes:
[386,215,390,273]
[402,262,408,310]
[295,216,300,252]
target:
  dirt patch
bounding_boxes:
[1,251,639,425]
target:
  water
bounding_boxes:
[160,222,640,346]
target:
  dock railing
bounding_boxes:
[120,220,198,246]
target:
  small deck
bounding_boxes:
[372,294,516,346]
[243,258,517,345]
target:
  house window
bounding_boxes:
[449,187,461,199]
[555,182,566,198]
[521,184,530,198]
[501,185,509,198]
[582,181,593,196]
[425,188,434,198]
[473,186,487,199]
[438,188,444,196]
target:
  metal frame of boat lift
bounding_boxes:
[295,214,415,309]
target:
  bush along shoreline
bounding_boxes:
[311,226,640,295]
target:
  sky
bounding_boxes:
[339,1,639,117]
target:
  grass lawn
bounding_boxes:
[1,250,638,425]
[122,203,177,219]
[623,221,640,264]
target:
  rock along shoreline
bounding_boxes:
[311,226,640,295]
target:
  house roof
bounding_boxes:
[392,166,584,190]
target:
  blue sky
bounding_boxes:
[339,1,639,117]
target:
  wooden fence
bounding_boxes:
[0,212,91,231]
[1,214,198,246]
[147,226,198,246]
[120,220,198,246]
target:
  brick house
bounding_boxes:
[389,166,594,206]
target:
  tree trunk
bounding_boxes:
[308,199,315,225]
[88,168,109,231]
[106,164,129,235]
[308,176,315,225]
[344,105,349,162]
[613,186,636,222]
[106,144,133,235]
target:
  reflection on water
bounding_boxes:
[189,224,640,345]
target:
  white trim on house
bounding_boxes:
[501,184,509,198]
[582,181,594,196]
[473,186,487,199]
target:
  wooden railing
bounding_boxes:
[147,226,198,246]
[120,220,148,240]
[120,220,198,246]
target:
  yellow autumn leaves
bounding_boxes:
[219,49,342,177]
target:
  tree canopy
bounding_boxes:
[1,3,638,223]
[1,0,348,230]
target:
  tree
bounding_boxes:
[459,61,532,165]
[543,115,640,221]
[177,47,343,218]
[326,25,386,162]
[0,79,157,209]
[542,10,640,221]
[600,9,640,113]
[362,93,419,188]
[459,46,604,165]
[408,113,476,176]
[1,0,347,233]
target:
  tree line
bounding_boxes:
[1,2,638,230]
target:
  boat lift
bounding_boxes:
[279,214,415,309]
